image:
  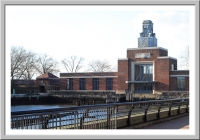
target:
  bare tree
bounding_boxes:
[35,54,60,75]
[11,46,25,80]
[21,51,37,80]
[179,45,189,70]
[11,46,37,80]
[61,56,84,73]
[87,59,117,72]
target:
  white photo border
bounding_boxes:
[1,0,199,139]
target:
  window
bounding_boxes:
[177,77,185,91]
[92,78,99,90]
[134,64,153,81]
[79,78,86,90]
[67,78,73,90]
[135,83,153,93]
[106,78,113,90]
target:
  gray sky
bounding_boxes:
[6,5,193,72]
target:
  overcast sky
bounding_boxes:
[6,5,193,73]
[5,5,196,136]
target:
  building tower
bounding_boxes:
[138,20,157,48]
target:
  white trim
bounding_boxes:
[157,56,177,60]
[127,47,168,51]
[118,58,128,60]
[170,75,189,77]
[170,70,189,71]
[125,81,157,83]
[60,72,117,74]
[131,61,154,64]
[60,76,118,78]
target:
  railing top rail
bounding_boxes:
[11,104,116,116]
[110,98,188,105]
[11,98,189,116]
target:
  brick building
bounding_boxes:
[11,72,60,93]
[59,20,189,94]
[11,20,189,94]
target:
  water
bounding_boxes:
[11,104,76,112]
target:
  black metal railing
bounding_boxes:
[11,98,189,129]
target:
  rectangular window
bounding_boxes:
[177,77,185,91]
[106,78,113,90]
[134,64,153,81]
[67,78,73,90]
[79,78,86,90]
[92,78,99,90]
[135,83,153,93]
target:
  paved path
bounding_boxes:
[142,115,189,129]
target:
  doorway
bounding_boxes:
[39,85,45,93]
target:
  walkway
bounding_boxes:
[142,115,189,129]
[121,115,189,129]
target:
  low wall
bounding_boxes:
[117,107,188,129]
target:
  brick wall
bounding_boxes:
[170,77,177,91]
[185,77,189,91]
[99,78,105,90]
[127,49,159,61]
[59,77,118,91]
[86,78,92,90]
[156,58,170,91]
[117,59,129,91]
[113,78,117,90]
[73,78,79,90]
[60,78,67,90]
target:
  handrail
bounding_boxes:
[11,98,189,129]
[11,98,188,116]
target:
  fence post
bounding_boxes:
[168,101,173,117]
[74,111,78,129]
[144,104,150,122]
[127,105,135,126]
[157,102,164,119]
[178,101,182,114]
[186,99,189,113]
[107,107,111,129]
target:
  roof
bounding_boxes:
[36,72,59,79]
[60,72,118,78]
[49,79,60,85]
[12,80,36,85]
[127,47,168,51]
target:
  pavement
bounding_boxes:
[141,115,189,129]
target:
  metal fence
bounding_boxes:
[11,98,189,129]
